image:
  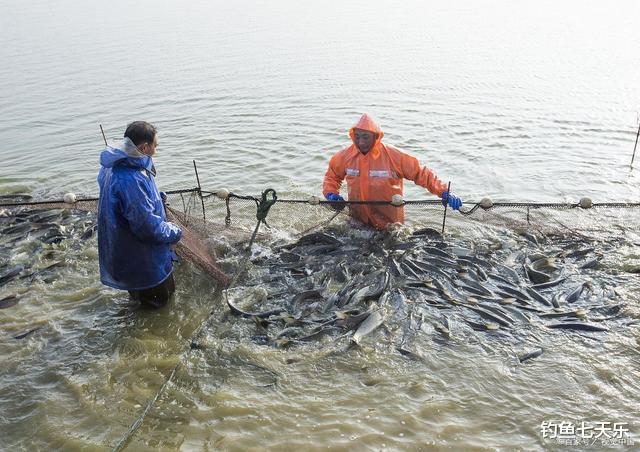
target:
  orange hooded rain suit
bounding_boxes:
[323,114,448,230]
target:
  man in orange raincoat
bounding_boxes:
[323,113,462,230]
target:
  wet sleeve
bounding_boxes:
[119,178,182,245]
[400,153,448,197]
[322,154,345,196]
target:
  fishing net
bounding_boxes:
[2,187,640,287]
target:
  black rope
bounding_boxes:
[2,189,640,211]
[248,188,277,249]
[192,160,206,222]
[255,189,277,227]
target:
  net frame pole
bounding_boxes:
[100,124,108,146]
[441,181,451,234]
[193,160,206,221]
[631,120,640,168]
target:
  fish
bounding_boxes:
[488,272,518,287]
[540,310,586,319]
[465,265,488,282]
[525,264,551,284]
[465,305,513,327]
[564,247,594,259]
[352,310,385,345]
[335,310,371,330]
[400,261,422,279]
[592,303,623,317]
[459,255,494,270]
[565,282,592,304]
[499,305,532,323]
[27,261,65,282]
[518,347,544,363]
[465,319,500,331]
[434,315,452,338]
[455,276,493,297]
[420,255,458,268]
[411,227,442,238]
[422,246,456,260]
[273,326,305,340]
[580,257,600,270]
[532,276,569,290]
[396,346,425,360]
[525,286,552,307]
[1,222,32,235]
[297,326,342,341]
[290,289,324,305]
[286,231,343,248]
[13,327,40,340]
[322,276,361,312]
[406,259,450,279]
[0,294,19,309]
[0,265,25,286]
[530,257,557,272]
[28,210,64,223]
[80,224,97,240]
[397,307,422,348]
[226,297,286,318]
[492,263,521,282]
[521,231,540,245]
[495,284,531,302]
[547,322,608,332]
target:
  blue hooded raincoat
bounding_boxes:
[97,144,182,291]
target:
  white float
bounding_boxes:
[215,189,230,200]
[479,197,493,209]
[63,192,77,204]
[391,194,404,206]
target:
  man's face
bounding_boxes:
[140,135,158,157]
[353,129,376,154]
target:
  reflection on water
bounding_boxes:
[1,0,640,449]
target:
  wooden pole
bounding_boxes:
[193,160,206,221]
[631,120,640,168]
[99,124,108,146]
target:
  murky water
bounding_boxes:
[1,0,640,450]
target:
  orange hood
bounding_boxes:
[349,113,384,158]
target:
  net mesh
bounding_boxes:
[2,188,640,287]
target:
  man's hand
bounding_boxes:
[441,191,462,210]
[160,191,168,204]
[325,193,345,211]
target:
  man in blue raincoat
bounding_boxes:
[97,121,182,308]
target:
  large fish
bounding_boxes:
[518,347,544,363]
[0,294,19,309]
[0,265,25,287]
[547,322,608,332]
[565,282,592,304]
[352,310,385,345]
[227,296,285,318]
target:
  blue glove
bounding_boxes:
[325,193,345,211]
[441,191,462,210]
[325,193,344,202]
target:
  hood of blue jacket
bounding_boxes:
[99,146,154,172]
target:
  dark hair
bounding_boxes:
[124,121,157,146]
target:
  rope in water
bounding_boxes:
[111,189,278,451]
